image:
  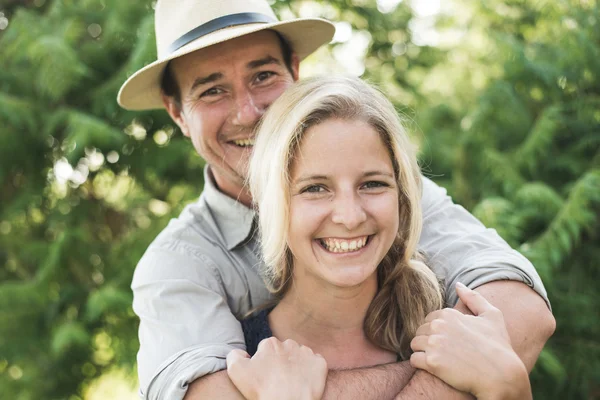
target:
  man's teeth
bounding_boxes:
[320,236,368,253]
[232,138,255,147]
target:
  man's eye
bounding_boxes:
[256,71,275,82]
[200,87,223,98]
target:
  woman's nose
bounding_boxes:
[331,193,367,230]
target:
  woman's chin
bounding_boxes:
[323,266,378,290]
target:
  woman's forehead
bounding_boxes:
[290,119,393,178]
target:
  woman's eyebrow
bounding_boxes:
[293,174,328,185]
[363,170,395,178]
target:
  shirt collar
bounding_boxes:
[202,166,256,250]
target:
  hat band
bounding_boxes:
[167,12,278,55]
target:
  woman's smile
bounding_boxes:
[316,235,373,254]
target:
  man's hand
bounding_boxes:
[410,283,531,399]
[227,337,328,400]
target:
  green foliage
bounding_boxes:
[0,0,598,399]
[0,1,201,398]
[416,1,600,397]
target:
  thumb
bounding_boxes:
[226,349,251,373]
[456,282,495,317]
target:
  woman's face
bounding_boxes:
[288,118,400,289]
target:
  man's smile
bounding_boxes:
[231,138,256,147]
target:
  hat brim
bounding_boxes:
[117,18,335,111]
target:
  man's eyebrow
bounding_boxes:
[247,55,282,70]
[189,72,223,94]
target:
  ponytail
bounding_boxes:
[364,239,443,360]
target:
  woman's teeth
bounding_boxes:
[320,236,368,253]
[232,138,255,147]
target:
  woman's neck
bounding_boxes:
[268,271,396,369]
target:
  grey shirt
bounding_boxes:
[131,167,549,400]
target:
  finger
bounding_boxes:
[424,307,460,323]
[424,309,444,323]
[283,338,299,349]
[410,351,431,372]
[256,337,279,353]
[455,282,496,316]
[226,349,250,372]
[410,335,430,352]
[300,344,315,354]
[415,322,432,336]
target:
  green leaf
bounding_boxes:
[51,322,90,356]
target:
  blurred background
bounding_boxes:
[0,0,598,398]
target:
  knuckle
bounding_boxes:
[410,337,418,349]
[301,345,314,354]
[427,334,444,347]
[430,318,446,332]
[426,353,441,369]
[445,308,462,317]
[315,353,326,364]
[265,337,277,345]
[263,337,279,349]
[427,335,436,347]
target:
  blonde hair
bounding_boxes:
[248,76,443,359]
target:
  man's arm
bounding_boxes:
[185,360,416,400]
[132,243,251,400]
[395,280,555,399]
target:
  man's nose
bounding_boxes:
[331,192,367,231]
[231,91,264,128]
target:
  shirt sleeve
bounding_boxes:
[419,176,551,309]
[131,242,246,400]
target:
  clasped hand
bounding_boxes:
[410,282,531,400]
[227,337,328,400]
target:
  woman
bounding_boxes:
[227,76,531,399]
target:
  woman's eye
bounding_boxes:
[362,181,388,189]
[303,185,325,193]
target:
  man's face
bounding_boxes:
[165,30,299,204]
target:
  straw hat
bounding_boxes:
[117,0,335,110]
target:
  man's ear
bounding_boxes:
[162,94,189,137]
[291,53,300,82]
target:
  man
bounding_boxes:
[118,1,555,399]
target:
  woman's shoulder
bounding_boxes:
[241,307,274,356]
